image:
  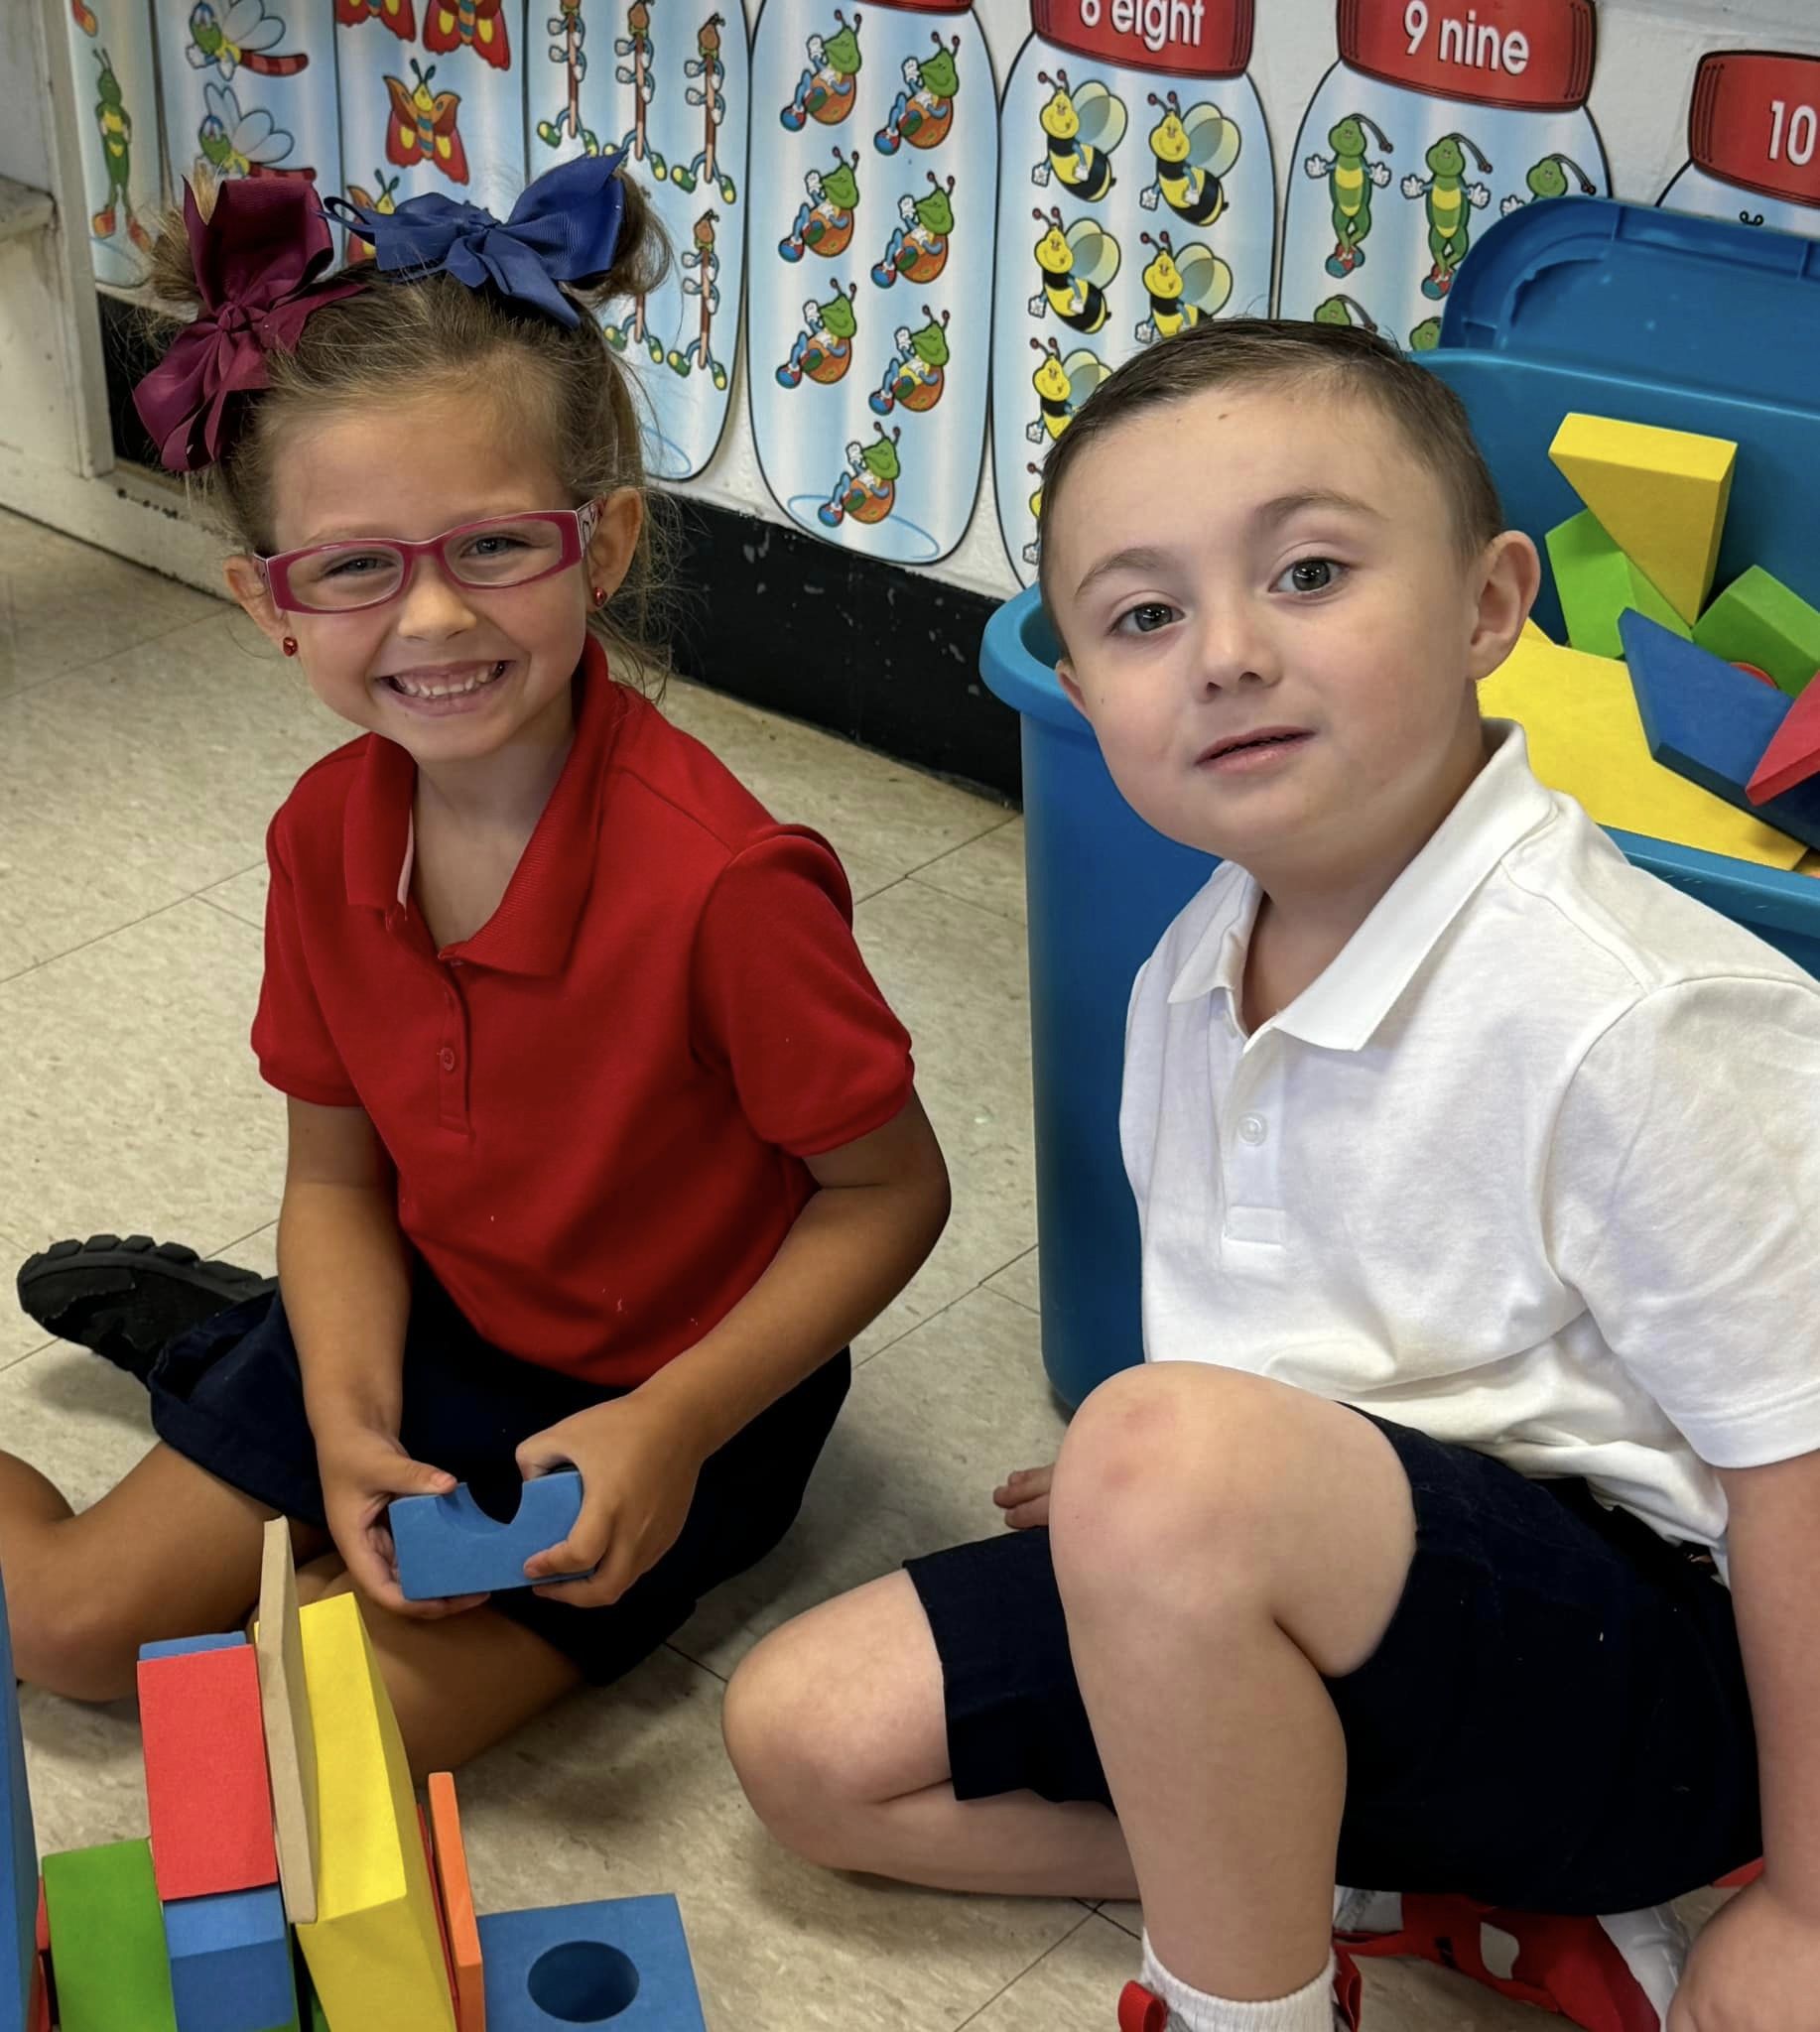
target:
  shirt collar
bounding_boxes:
[1167,720,1554,1051]
[343,637,627,974]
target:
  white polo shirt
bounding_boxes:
[1122,719,1820,1554]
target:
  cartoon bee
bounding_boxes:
[334,0,416,40]
[1031,68,1126,202]
[197,80,305,179]
[340,167,401,263]
[186,1,310,81]
[1134,230,1231,344]
[423,0,510,69]
[1025,334,1109,446]
[385,60,468,184]
[1029,205,1119,335]
[1140,90,1240,227]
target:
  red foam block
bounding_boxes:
[1749,674,1820,804]
[137,1645,278,1903]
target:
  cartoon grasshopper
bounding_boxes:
[874,32,959,156]
[1032,68,1125,201]
[668,209,729,386]
[614,0,666,176]
[537,0,599,155]
[1401,132,1493,299]
[870,172,953,289]
[1303,112,1392,278]
[1312,293,1375,330]
[777,278,857,388]
[671,13,736,201]
[780,10,860,132]
[779,148,859,262]
[91,50,152,251]
[1500,152,1597,217]
[869,306,949,415]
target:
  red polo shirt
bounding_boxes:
[251,643,915,1385]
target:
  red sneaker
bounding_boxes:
[1117,1983,1168,2031]
[1336,1891,1686,2031]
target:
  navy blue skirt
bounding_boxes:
[149,1264,848,1682]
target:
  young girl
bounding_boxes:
[4,157,949,1776]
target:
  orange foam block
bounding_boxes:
[1749,678,1820,805]
[136,1642,278,1903]
[427,1774,485,2032]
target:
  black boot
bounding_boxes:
[15,1234,275,1381]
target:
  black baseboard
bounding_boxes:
[100,295,1019,801]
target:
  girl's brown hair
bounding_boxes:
[144,171,673,684]
[1036,318,1505,617]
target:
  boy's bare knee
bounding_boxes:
[725,1624,866,1858]
[10,1550,144,1703]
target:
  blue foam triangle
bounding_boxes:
[1620,609,1820,850]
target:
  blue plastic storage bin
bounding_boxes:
[983,197,1820,1410]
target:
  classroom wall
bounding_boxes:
[54,0,1820,611]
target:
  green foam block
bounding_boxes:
[1545,510,1688,659]
[1693,566,1820,698]
[42,1840,178,2032]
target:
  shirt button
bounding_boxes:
[1238,1113,1267,1146]
[439,1047,456,1073]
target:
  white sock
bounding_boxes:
[1140,1933,1338,2031]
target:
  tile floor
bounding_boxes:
[0,507,1645,2028]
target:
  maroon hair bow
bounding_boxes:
[133,178,366,474]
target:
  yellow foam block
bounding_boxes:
[1549,414,1736,625]
[294,1594,455,2032]
[1519,617,1552,645]
[1481,633,1804,869]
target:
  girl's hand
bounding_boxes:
[993,1462,1055,1531]
[517,1393,706,1609]
[1671,1881,1820,2030]
[314,1424,489,1620]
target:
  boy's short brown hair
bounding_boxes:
[1036,318,1505,613]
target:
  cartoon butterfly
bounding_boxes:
[340,167,401,263]
[422,0,510,70]
[384,61,467,184]
[334,0,415,42]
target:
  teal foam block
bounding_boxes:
[1620,611,1820,851]
[139,1635,247,1662]
[389,1471,590,1601]
[477,1894,705,2031]
[164,1884,297,2032]
[0,1570,36,2032]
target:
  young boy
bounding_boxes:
[722,319,1820,2032]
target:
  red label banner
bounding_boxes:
[1338,0,1595,113]
[1030,0,1252,79]
[1690,51,1820,210]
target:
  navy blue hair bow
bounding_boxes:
[323,152,626,328]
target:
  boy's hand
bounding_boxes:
[314,1425,489,1620]
[517,1393,705,1609]
[1671,1881,1820,2030]
[993,1463,1055,1531]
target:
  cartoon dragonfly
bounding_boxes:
[1401,133,1492,299]
[874,32,959,156]
[198,79,302,179]
[186,1,310,80]
[537,0,598,154]
[1303,112,1392,278]
[614,0,667,177]
[869,306,949,416]
[671,13,736,202]
[668,209,729,387]
[1501,152,1597,217]
[780,11,860,132]
[90,50,152,252]
[1031,68,1125,201]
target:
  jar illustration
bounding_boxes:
[530,0,752,480]
[335,0,527,227]
[157,0,342,212]
[750,0,998,564]
[65,0,162,287]
[1281,0,1607,352]
[991,0,1274,583]
[1660,50,1820,242]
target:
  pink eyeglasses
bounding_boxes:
[258,502,600,615]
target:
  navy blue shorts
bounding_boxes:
[905,1411,1761,1913]
[148,1265,848,1683]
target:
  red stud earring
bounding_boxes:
[590,585,606,607]
[282,635,299,657]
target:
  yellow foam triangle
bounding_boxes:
[1480,632,1804,869]
[293,1594,455,2032]
[1548,414,1736,625]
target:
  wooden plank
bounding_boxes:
[256,1521,320,1927]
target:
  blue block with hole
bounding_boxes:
[477,1894,705,2031]
[389,1471,591,1600]
[0,1568,37,2032]
[164,1883,297,2032]
[983,197,1820,1410]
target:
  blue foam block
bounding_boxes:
[389,1471,590,1601]
[1621,609,1820,850]
[0,1570,36,2032]
[138,1634,247,1663]
[164,1884,297,2032]
[477,1894,705,2032]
